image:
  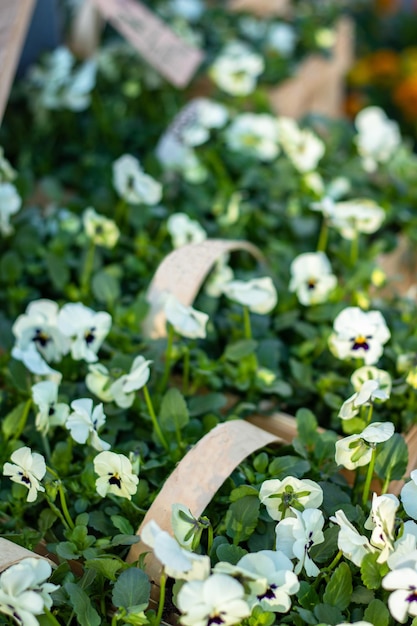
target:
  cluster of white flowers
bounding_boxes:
[112,154,162,205]
[0,147,21,236]
[0,557,58,626]
[11,299,112,377]
[354,106,401,173]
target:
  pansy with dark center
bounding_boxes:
[108,472,122,489]
[84,327,96,345]
[32,328,50,348]
[351,334,372,351]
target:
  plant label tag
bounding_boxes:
[91,0,204,87]
[0,0,35,124]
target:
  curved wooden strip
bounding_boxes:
[143,239,265,338]
[126,420,282,583]
[0,538,53,573]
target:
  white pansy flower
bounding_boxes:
[66,398,110,451]
[225,113,280,161]
[177,573,251,626]
[168,0,204,21]
[209,40,264,96]
[351,365,392,396]
[82,207,120,248]
[58,302,112,363]
[289,252,337,306]
[401,469,417,520]
[328,199,385,240]
[329,306,390,366]
[259,477,323,521]
[278,118,325,172]
[181,99,229,147]
[382,567,417,623]
[12,344,62,379]
[338,378,389,420]
[388,522,417,570]
[335,422,395,470]
[12,299,69,370]
[85,363,114,403]
[94,451,139,500]
[0,558,58,626]
[205,255,234,298]
[267,23,297,57]
[3,447,46,503]
[112,154,162,205]
[221,277,278,315]
[31,380,69,435]
[167,213,207,248]
[275,508,325,577]
[141,520,211,581]
[364,493,399,562]
[0,182,21,236]
[330,509,375,566]
[109,356,152,408]
[355,106,401,172]
[164,294,208,339]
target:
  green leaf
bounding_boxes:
[364,599,390,626]
[56,541,81,560]
[45,251,70,290]
[2,402,29,440]
[375,433,408,482]
[159,388,189,432]
[92,269,121,304]
[224,339,258,362]
[323,563,352,610]
[313,603,344,625]
[188,393,227,417]
[319,482,352,517]
[111,534,141,547]
[268,455,310,479]
[85,557,124,581]
[111,515,134,535]
[64,582,101,626]
[361,552,384,590]
[296,408,318,447]
[309,526,339,564]
[112,568,151,609]
[229,485,259,502]
[297,581,320,610]
[215,543,247,565]
[350,586,374,604]
[0,250,23,283]
[225,495,260,544]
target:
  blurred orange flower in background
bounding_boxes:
[394,75,417,119]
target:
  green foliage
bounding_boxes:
[159,388,189,432]
[323,563,352,610]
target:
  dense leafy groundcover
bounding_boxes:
[2,1,417,625]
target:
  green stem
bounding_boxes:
[43,606,62,626]
[317,218,329,253]
[350,231,359,267]
[155,572,167,626]
[362,445,377,507]
[42,433,52,463]
[182,347,190,395]
[115,198,128,226]
[46,498,71,532]
[207,523,213,555]
[325,549,343,573]
[80,240,96,298]
[143,384,169,451]
[158,323,175,394]
[46,466,75,530]
[365,403,373,426]
[243,305,252,340]
[13,398,32,441]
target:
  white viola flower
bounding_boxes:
[85,363,115,403]
[382,567,417,623]
[267,23,297,57]
[338,379,389,420]
[0,557,58,626]
[364,493,399,563]
[164,294,209,339]
[355,106,401,173]
[168,0,204,21]
[66,398,110,451]
[225,113,280,161]
[112,154,162,205]
[181,99,229,147]
[329,306,390,366]
[82,207,120,248]
[388,522,417,570]
[177,573,251,626]
[172,503,208,550]
[94,451,139,500]
[12,299,69,370]
[12,343,62,379]
[350,365,392,396]
[205,255,234,298]
[31,380,69,435]
[237,550,299,612]
[278,118,325,172]
[209,40,264,96]
[156,133,208,184]
[0,182,21,236]
[330,509,375,566]
[221,277,278,315]
[60,58,97,111]
[58,302,112,363]
[401,469,417,520]
[335,422,395,470]
[109,355,152,408]
[310,195,336,219]
[328,199,385,240]
[302,171,325,195]
[275,508,325,577]
[259,476,323,521]
[289,252,337,306]
[141,520,211,581]
[167,213,207,248]
[3,447,46,503]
